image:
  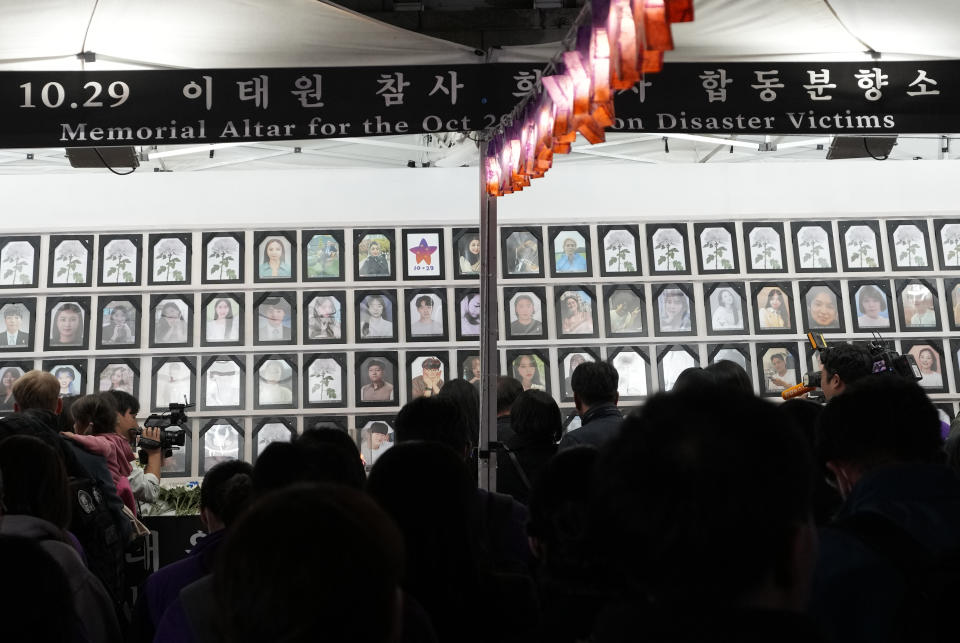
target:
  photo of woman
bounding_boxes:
[513,354,546,391]
[0,366,23,410]
[49,302,84,347]
[805,285,840,330]
[359,294,393,339]
[259,237,291,279]
[553,233,588,273]
[909,345,944,389]
[99,365,134,394]
[657,288,691,332]
[308,296,342,340]
[559,291,593,335]
[505,231,540,275]
[901,283,938,329]
[53,366,80,397]
[258,360,294,406]
[855,285,890,329]
[607,289,643,333]
[459,233,480,274]
[155,300,189,344]
[952,284,960,327]
[101,302,135,346]
[757,287,789,330]
[206,298,239,342]
[357,235,392,278]
[710,287,742,331]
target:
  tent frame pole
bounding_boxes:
[478,141,498,492]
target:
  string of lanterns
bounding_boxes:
[485,0,693,196]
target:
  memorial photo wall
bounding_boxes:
[1,216,957,478]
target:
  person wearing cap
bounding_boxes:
[2,304,28,346]
[411,358,444,399]
[361,421,393,467]
[361,359,394,402]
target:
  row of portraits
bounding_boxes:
[5,218,960,290]
[3,278,960,352]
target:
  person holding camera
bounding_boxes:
[818,343,873,401]
[107,390,163,506]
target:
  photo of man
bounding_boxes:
[505,231,540,275]
[607,289,643,333]
[360,421,393,470]
[763,350,797,393]
[509,293,543,337]
[358,235,391,278]
[901,283,938,329]
[411,357,444,399]
[553,232,588,273]
[409,294,443,337]
[1,304,28,347]
[258,297,292,342]
[360,358,394,402]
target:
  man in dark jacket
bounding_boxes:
[496,376,523,445]
[558,361,622,449]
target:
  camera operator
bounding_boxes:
[818,343,873,401]
[107,390,161,506]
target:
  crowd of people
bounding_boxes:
[1,345,960,642]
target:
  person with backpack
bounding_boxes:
[813,376,960,643]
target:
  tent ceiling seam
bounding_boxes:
[821,0,878,56]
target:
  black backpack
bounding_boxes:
[68,474,127,605]
[832,511,960,643]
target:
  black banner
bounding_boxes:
[0,61,956,148]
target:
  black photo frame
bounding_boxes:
[303,291,347,345]
[148,233,192,286]
[946,278,960,332]
[48,235,93,287]
[501,226,545,279]
[404,288,449,342]
[708,343,753,387]
[0,236,40,289]
[886,219,933,272]
[647,223,691,275]
[98,234,142,287]
[356,414,397,471]
[94,358,139,397]
[603,284,646,338]
[839,220,884,272]
[200,418,244,475]
[354,229,396,281]
[452,227,480,279]
[934,219,960,271]
[456,350,500,385]
[406,350,450,401]
[254,231,297,283]
[253,291,296,346]
[254,354,298,410]
[506,349,551,395]
[606,346,651,400]
[743,222,786,273]
[849,280,895,334]
[598,224,642,277]
[950,339,960,395]
[901,339,947,394]
[303,415,349,434]
[401,228,445,281]
[356,289,398,343]
[356,351,399,407]
[503,286,547,341]
[705,282,748,335]
[896,278,941,333]
[799,281,845,333]
[45,296,90,351]
[751,282,795,335]
[756,342,800,398]
[151,356,196,412]
[652,283,696,337]
[149,294,194,349]
[558,347,600,401]
[656,344,699,393]
[790,221,836,273]
[200,293,244,347]
[0,361,35,413]
[0,298,36,352]
[555,285,599,338]
[96,296,141,350]
[548,225,593,278]
[253,416,297,460]
[201,232,244,285]
[302,229,346,282]
[694,222,739,274]
[454,288,481,342]
[161,420,192,477]
[303,352,347,408]
[201,354,245,411]
[44,359,87,399]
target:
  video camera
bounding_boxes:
[800,332,921,389]
[137,402,190,464]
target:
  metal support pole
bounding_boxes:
[477,141,499,491]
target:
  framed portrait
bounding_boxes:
[94,358,139,397]
[44,359,86,399]
[48,235,93,287]
[646,223,690,275]
[98,234,141,287]
[45,297,90,351]
[839,220,883,272]
[254,292,295,345]
[354,229,395,281]
[598,225,641,277]
[790,221,836,273]
[548,225,592,278]
[356,351,398,407]
[452,228,480,279]
[934,219,960,270]
[356,415,396,472]
[603,284,646,338]
[503,287,547,341]
[200,418,244,475]
[0,298,36,352]
[946,278,960,332]
[656,344,698,393]
[201,355,245,411]
[501,227,544,279]
[356,289,398,343]
[935,404,955,435]
[160,419,192,477]
[402,228,444,280]
[743,222,786,273]
[751,283,795,334]
[896,279,941,332]
[800,281,844,333]
[950,339,960,394]
[507,349,550,395]
[95,297,140,350]
[149,294,193,348]
[303,353,347,408]
[0,362,32,413]
[757,343,800,398]
[254,355,297,409]
[0,236,39,288]
[254,417,296,460]
[254,231,296,283]
[849,280,894,333]
[708,344,752,386]
[201,232,244,284]
[303,415,348,435]
[705,282,748,335]
[555,286,598,338]
[151,357,195,412]
[456,350,499,386]
[607,347,650,400]
[303,291,346,344]
[886,220,932,271]
[558,347,598,401]
[201,293,244,347]
[302,229,345,281]
[404,288,448,342]
[148,233,191,285]
[695,223,739,274]
[406,351,449,401]
[454,288,481,342]
[903,340,946,393]
[652,283,696,337]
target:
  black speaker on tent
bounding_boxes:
[826,136,897,160]
[65,146,140,169]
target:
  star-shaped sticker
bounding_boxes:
[410,238,438,265]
